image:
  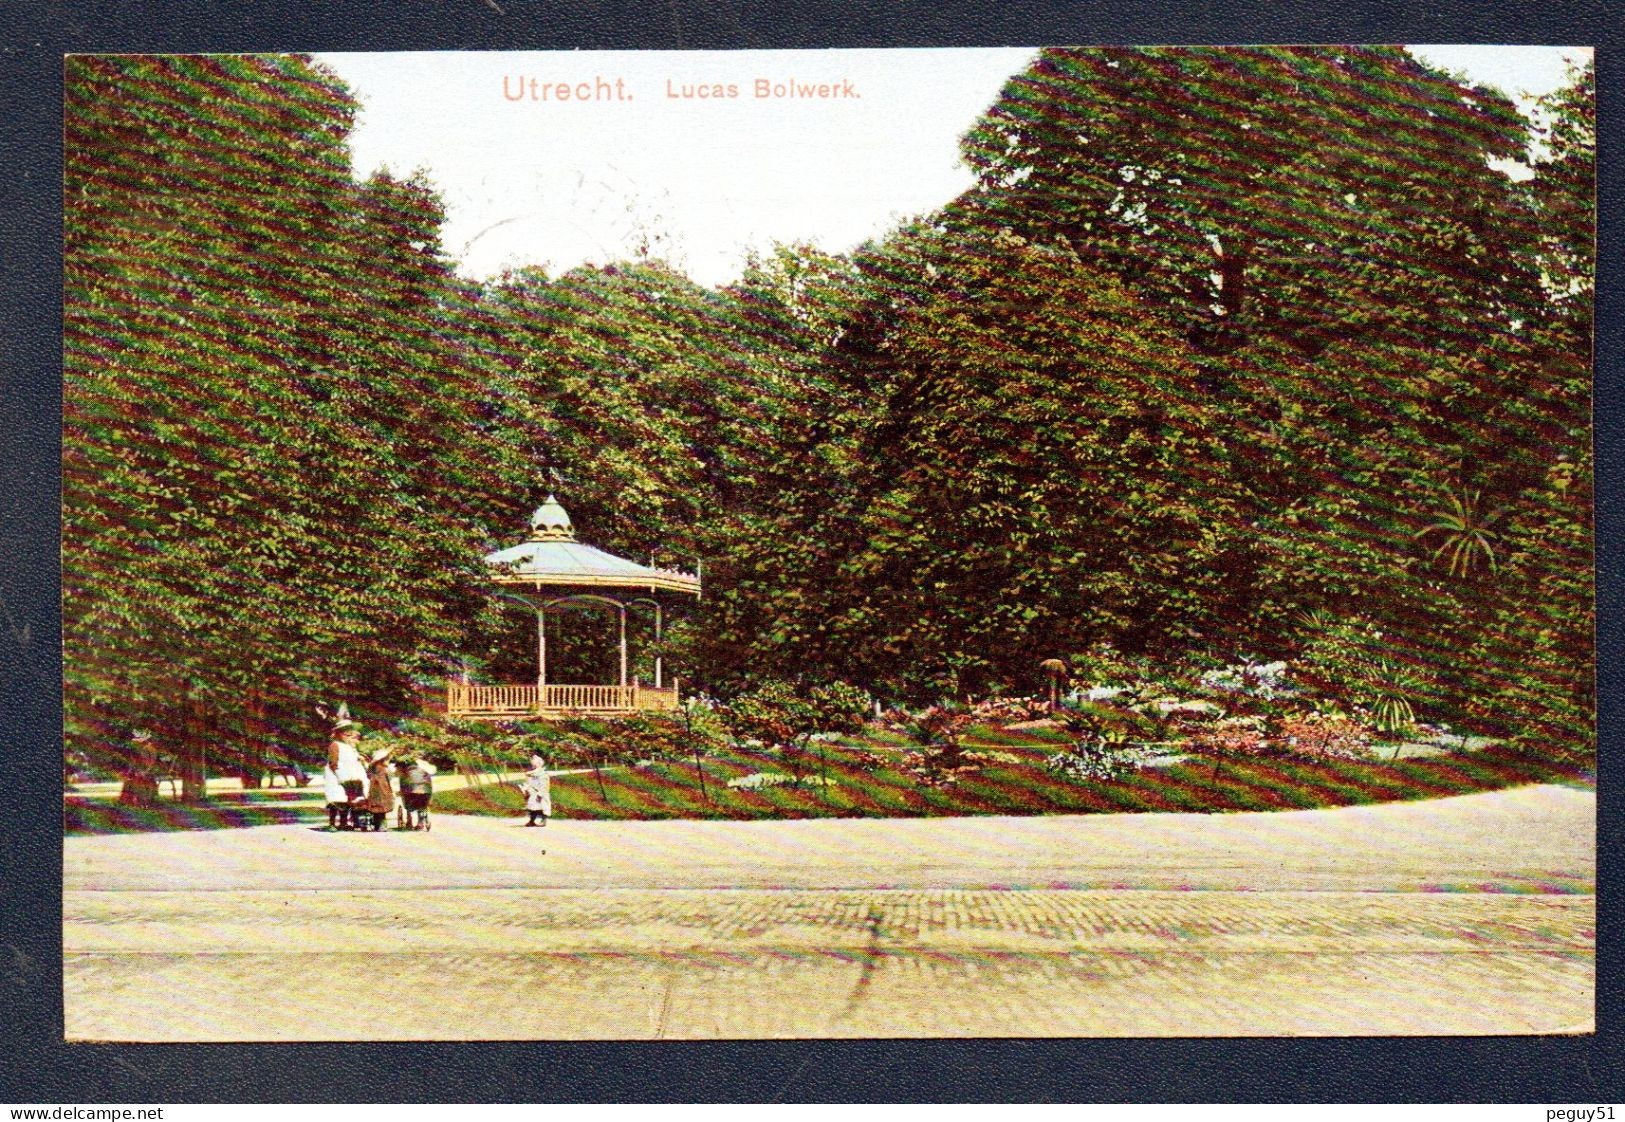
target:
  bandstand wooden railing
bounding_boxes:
[446,681,681,719]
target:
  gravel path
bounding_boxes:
[64,784,1594,1040]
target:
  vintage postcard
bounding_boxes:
[62,46,1595,1041]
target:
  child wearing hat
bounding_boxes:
[521,753,551,827]
[398,756,436,831]
[357,744,395,832]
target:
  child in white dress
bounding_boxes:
[521,753,551,827]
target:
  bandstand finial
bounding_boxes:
[529,490,575,542]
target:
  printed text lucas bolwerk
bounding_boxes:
[500,75,860,102]
[665,77,860,100]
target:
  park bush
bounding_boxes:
[610,712,688,763]
[1043,740,1158,782]
[721,678,873,788]
[1183,715,1272,767]
[1268,711,1374,761]
[971,696,1050,723]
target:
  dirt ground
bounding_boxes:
[64,783,1594,1040]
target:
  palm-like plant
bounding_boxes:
[1367,673,1417,739]
[1415,489,1504,577]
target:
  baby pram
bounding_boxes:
[397,758,435,831]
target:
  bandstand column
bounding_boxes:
[618,602,628,687]
[536,609,548,692]
[654,602,664,690]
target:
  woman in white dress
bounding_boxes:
[324,721,369,830]
[321,756,349,830]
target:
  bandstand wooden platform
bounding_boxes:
[446,681,681,719]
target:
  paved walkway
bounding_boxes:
[64,785,1594,1040]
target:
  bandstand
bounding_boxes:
[446,494,701,719]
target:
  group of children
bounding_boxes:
[321,711,552,832]
[321,716,435,832]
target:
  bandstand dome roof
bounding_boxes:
[484,494,701,596]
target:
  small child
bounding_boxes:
[357,746,395,832]
[521,753,551,827]
[394,759,413,830]
[399,757,435,831]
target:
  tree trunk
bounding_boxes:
[239,690,268,789]
[692,747,710,804]
[1217,240,1249,320]
[179,693,208,802]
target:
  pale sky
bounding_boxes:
[315,46,1591,289]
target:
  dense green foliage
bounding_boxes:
[64,56,526,786]
[63,49,1594,796]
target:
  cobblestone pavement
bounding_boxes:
[64,785,1594,1039]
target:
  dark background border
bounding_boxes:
[3,0,1618,1104]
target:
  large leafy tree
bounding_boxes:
[844,227,1253,699]
[1458,59,1595,759]
[484,262,715,551]
[673,242,880,692]
[64,55,516,789]
[1527,59,1595,312]
[959,46,1540,358]
[692,219,1249,702]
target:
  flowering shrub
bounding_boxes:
[723,685,805,754]
[896,704,980,786]
[1199,660,1296,700]
[878,706,913,733]
[1183,715,1271,761]
[610,712,686,763]
[1043,739,1157,781]
[726,771,795,790]
[721,679,872,787]
[1271,712,1372,760]
[1184,710,1374,763]
[906,705,975,754]
[900,750,980,788]
[971,696,1049,723]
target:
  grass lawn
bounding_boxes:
[64,787,322,834]
[63,729,1592,833]
[433,731,1591,822]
